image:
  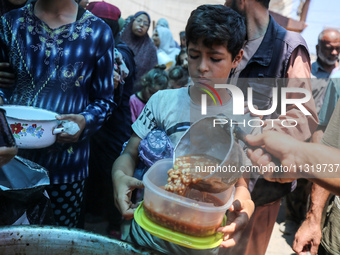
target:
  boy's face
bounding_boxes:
[187,39,241,86]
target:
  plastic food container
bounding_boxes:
[143,158,235,237]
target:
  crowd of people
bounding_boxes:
[0,0,340,254]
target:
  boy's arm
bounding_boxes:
[112,132,144,220]
[217,177,255,248]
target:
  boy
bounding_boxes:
[112,5,256,254]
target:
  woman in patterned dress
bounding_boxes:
[0,0,115,227]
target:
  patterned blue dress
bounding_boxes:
[0,2,115,185]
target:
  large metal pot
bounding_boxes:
[0,225,161,254]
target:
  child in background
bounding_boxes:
[175,47,188,69]
[168,65,190,89]
[129,65,169,122]
[152,26,180,69]
[179,31,186,49]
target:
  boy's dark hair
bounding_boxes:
[185,5,246,59]
[255,0,270,9]
[168,66,189,87]
[140,64,169,90]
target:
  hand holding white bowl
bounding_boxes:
[55,114,85,143]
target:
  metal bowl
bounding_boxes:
[0,225,161,254]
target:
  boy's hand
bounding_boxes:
[244,101,263,119]
[217,199,254,248]
[0,62,15,88]
[113,171,144,220]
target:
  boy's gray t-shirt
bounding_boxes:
[132,86,261,148]
[128,86,262,254]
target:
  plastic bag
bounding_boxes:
[133,128,173,180]
[0,156,55,225]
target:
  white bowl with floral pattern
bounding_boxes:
[1,105,63,149]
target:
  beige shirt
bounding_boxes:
[322,99,340,149]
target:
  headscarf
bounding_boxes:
[156,26,180,67]
[120,11,158,89]
[86,1,121,21]
[156,18,179,48]
[86,1,121,44]
[156,18,169,29]
[87,2,130,86]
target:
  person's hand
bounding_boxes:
[246,131,303,183]
[0,62,15,88]
[113,70,120,89]
[244,101,263,119]
[0,146,17,167]
[55,114,85,143]
[311,128,324,144]
[113,171,144,220]
[293,216,322,255]
[217,199,254,248]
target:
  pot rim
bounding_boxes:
[1,105,59,122]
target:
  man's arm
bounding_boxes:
[264,46,319,141]
[245,131,340,195]
[293,184,330,255]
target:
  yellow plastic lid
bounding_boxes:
[134,202,226,250]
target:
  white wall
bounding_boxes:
[89,0,224,43]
